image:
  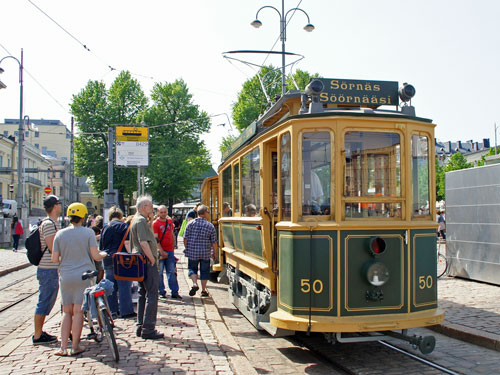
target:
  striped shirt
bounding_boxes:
[38,218,61,269]
[184,217,216,260]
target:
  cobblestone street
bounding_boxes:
[0,246,499,374]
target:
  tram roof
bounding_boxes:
[221,91,433,163]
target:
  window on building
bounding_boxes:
[35,144,39,149]
[25,131,29,137]
[35,131,39,137]
[14,131,18,137]
[42,146,47,154]
[3,131,8,137]
[302,132,332,216]
[281,132,291,221]
[0,155,3,168]
[412,135,430,217]
[241,147,260,216]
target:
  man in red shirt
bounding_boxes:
[153,205,181,299]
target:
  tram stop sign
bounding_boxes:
[44,186,52,195]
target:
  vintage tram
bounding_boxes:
[210,78,444,353]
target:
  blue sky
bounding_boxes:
[1,0,499,168]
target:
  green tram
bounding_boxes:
[213,78,444,353]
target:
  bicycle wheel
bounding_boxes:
[102,309,120,362]
[437,253,448,278]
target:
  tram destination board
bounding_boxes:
[316,78,399,107]
[115,125,149,167]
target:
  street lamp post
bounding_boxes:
[0,49,24,219]
[251,0,314,96]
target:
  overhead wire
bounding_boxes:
[0,42,70,114]
[26,0,155,81]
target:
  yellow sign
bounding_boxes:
[116,126,148,142]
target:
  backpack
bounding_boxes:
[25,219,57,266]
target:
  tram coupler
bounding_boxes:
[382,330,436,354]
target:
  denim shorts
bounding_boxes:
[35,268,59,316]
[187,259,211,281]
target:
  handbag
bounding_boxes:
[112,225,146,282]
[112,252,146,282]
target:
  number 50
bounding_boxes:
[301,279,324,294]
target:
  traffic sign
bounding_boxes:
[115,125,149,167]
[44,186,52,195]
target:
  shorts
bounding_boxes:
[35,268,59,316]
[187,259,210,281]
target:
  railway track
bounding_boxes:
[292,332,462,375]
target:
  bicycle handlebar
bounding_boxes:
[82,269,99,280]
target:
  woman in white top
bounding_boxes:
[52,202,107,357]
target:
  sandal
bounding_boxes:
[70,346,86,356]
[201,291,209,297]
[54,348,69,356]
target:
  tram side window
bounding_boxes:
[411,135,430,216]
[302,132,331,216]
[234,163,240,214]
[344,131,401,218]
[281,132,292,221]
[241,147,260,216]
[222,167,232,216]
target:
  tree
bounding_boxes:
[232,67,319,131]
[435,153,473,201]
[144,79,212,208]
[71,71,148,205]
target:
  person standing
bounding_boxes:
[173,215,181,249]
[51,202,107,356]
[153,205,181,300]
[99,206,136,318]
[11,216,23,252]
[32,195,61,345]
[183,204,217,297]
[437,210,446,240]
[222,202,232,217]
[130,195,164,340]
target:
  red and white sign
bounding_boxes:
[44,186,52,195]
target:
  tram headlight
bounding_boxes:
[369,237,386,255]
[305,79,324,96]
[399,82,416,102]
[366,262,390,287]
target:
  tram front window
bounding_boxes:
[411,135,430,217]
[344,131,401,218]
[302,132,331,216]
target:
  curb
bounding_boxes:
[430,323,500,352]
[0,262,32,277]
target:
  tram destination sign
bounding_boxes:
[316,78,398,107]
[115,125,149,167]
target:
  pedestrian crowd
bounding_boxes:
[27,193,217,358]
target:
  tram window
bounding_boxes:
[411,135,430,216]
[222,167,232,215]
[302,132,331,216]
[345,202,402,218]
[281,132,292,220]
[241,147,261,216]
[234,163,240,213]
[344,132,401,198]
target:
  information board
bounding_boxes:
[115,126,149,167]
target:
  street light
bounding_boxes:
[0,49,25,219]
[251,0,314,96]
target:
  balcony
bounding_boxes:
[25,176,41,186]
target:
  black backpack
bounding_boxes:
[26,219,57,266]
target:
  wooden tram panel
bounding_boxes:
[214,85,444,337]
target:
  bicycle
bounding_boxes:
[82,270,120,362]
[437,238,448,278]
